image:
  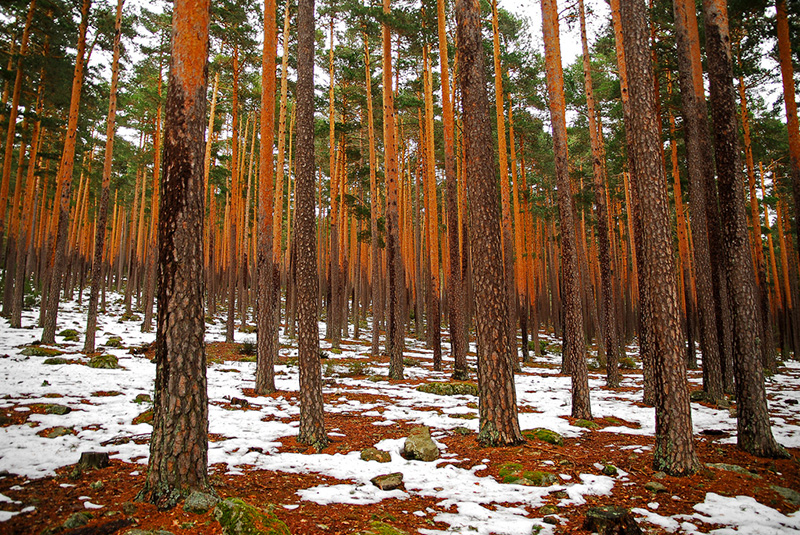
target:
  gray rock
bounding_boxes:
[644,481,667,493]
[652,471,667,480]
[402,426,439,462]
[183,491,220,514]
[706,463,761,479]
[371,472,404,491]
[771,485,800,506]
[45,404,71,415]
[543,516,559,525]
[515,471,559,487]
[539,505,559,515]
[63,512,91,529]
[360,447,391,463]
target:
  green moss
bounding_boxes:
[104,336,123,347]
[21,346,63,357]
[88,354,119,369]
[619,356,637,370]
[133,409,153,425]
[330,347,343,355]
[58,329,80,338]
[43,357,69,365]
[498,463,524,478]
[402,357,420,367]
[575,419,599,429]
[213,497,291,535]
[522,428,564,446]
[416,382,479,397]
[498,463,558,486]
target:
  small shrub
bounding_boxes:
[619,356,637,370]
[88,354,119,369]
[239,339,256,356]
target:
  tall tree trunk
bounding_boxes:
[776,0,800,242]
[295,0,328,449]
[256,0,278,394]
[436,0,467,380]
[85,0,123,353]
[672,0,724,400]
[578,0,620,387]
[226,47,240,343]
[456,0,522,447]
[701,0,789,459]
[41,0,91,344]
[620,0,697,476]
[0,0,35,248]
[383,0,404,379]
[541,0,591,420]
[137,0,211,507]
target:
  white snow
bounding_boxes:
[0,292,798,534]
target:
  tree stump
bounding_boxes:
[583,506,642,535]
[78,452,110,470]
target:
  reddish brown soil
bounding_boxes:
[1,341,798,535]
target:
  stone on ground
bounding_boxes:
[213,497,291,535]
[371,473,403,491]
[402,426,439,462]
[583,506,642,535]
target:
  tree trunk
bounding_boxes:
[85,0,123,353]
[776,0,800,244]
[256,0,278,394]
[541,0,591,420]
[137,0,211,507]
[701,0,788,459]
[383,0,404,379]
[456,0,522,447]
[620,0,697,476]
[295,0,328,449]
[41,0,91,344]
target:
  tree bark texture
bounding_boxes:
[541,0,591,420]
[296,0,328,450]
[456,0,522,447]
[702,0,788,459]
[139,0,212,508]
[620,0,697,476]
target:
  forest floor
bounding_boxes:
[0,294,799,535]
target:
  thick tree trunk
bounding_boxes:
[456,0,522,447]
[701,0,788,459]
[137,0,211,508]
[541,0,591,420]
[776,0,800,243]
[620,0,697,476]
[295,0,328,450]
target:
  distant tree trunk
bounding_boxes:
[41,0,91,345]
[541,0,591,420]
[85,0,123,353]
[137,0,211,508]
[383,0,404,379]
[701,0,789,459]
[436,0,467,380]
[672,0,724,400]
[327,14,341,349]
[578,0,620,387]
[363,32,383,359]
[0,0,35,249]
[295,0,328,450]
[456,0,522,447]
[620,0,697,476]
[226,47,240,343]
[776,0,800,241]
[256,0,278,394]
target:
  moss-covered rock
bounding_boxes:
[134,393,152,404]
[21,346,63,357]
[43,357,69,365]
[45,404,71,415]
[353,521,410,535]
[575,419,599,429]
[522,428,564,446]
[88,354,119,369]
[498,463,559,487]
[58,329,80,338]
[360,447,391,463]
[416,382,479,397]
[105,336,124,348]
[213,497,291,535]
